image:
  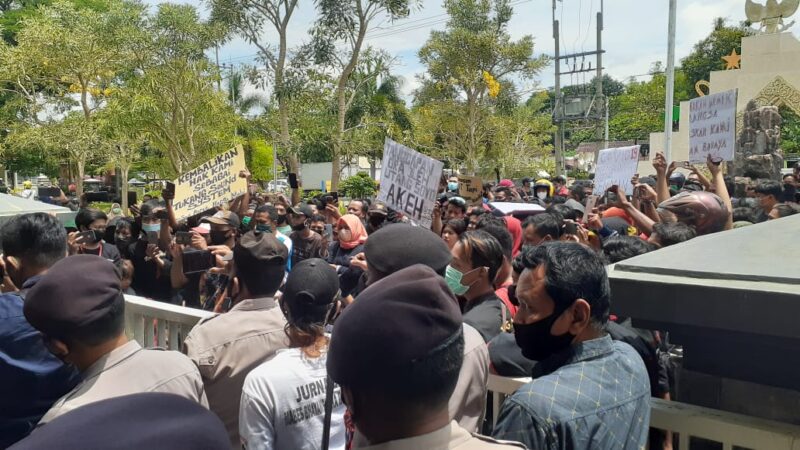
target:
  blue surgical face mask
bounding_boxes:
[447,182,458,192]
[142,223,160,233]
[445,265,471,296]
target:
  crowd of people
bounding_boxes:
[1,156,798,449]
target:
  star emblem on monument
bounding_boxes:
[722,49,742,70]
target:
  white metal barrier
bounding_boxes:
[124,295,212,350]
[487,374,800,450]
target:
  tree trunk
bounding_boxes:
[76,158,85,198]
[121,165,130,216]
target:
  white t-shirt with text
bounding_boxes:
[239,347,345,450]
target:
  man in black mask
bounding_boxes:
[201,211,239,248]
[493,242,650,450]
[288,203,326,265]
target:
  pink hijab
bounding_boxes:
[338,214,368,250]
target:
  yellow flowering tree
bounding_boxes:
[417,0,547,174]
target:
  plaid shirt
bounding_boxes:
[493,335,651,450]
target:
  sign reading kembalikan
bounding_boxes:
[377,138,444,228]
[172,146,248,221]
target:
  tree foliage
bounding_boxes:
[680,17,753,99]
[414,0,547,174]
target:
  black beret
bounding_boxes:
[327,264,462,387]
[364,223,452,275]
[283,258,339,307]
[234,230,288,268]
[24,255,122,338]
[9,393,228,450]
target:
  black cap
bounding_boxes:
[289,202,314,217]
[368,201,389,216]
[24,255,122,338]
[201,210,241,228]
[283,258,340,307]
[327,265,463,387]
[364,224,452,276]
[9,393,228,450]
[234,230,288,268]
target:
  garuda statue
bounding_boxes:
[746,0,800,33]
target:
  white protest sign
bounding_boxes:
[689,89,737,163]
[377,138,444,228]
[592,146,640,196]
[172,146,248,221]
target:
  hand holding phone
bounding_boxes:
[176,232,193,245]
[288,173,299,189]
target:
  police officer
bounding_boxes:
[10,393,229,450]
[24,255,207,426]
[183,230,290,447]
[360,224,489,433]
[328,265,525,449]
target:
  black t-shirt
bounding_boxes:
[463,291,509,343]
[79,242,122,264]
[129,240,173,302]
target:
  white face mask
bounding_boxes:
[536,191,547,200]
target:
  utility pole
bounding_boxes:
[593,0,605,168]
[664,0,677,163]
[552,0,606,176]
[553,0,563,176]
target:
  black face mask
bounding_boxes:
[209,230,229,245]
[513,308,575,361]
[277,214,288,225]
[291,222,306,232]
[255,224,272,233]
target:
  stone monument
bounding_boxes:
[727,100,785,194]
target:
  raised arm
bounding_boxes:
[707,155,733,231]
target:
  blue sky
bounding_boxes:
[144,0,750,99]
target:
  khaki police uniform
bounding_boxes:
[183,297,288,448]
[355,421,527,450]
[38,340,207,426]
[449,323,490,432]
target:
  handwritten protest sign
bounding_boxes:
[689,89,737,163]
[172,146,248,221]
[592,145,640,196]
[458,176,483,205]
[377,138,444,228]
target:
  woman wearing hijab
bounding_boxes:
[326,214,367,297]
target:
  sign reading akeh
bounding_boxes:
[689,89,737,163]
[377,138,444,228]
[592,145,641,196]
[172,146,248,221]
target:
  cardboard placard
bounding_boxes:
[592,146,640,196]
[458,176,483,205]
[689,89,737,163]
[172,146,248,221]
[377,138,444,228]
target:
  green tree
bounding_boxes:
[680,18,753,99]
[116,3,238,176]
[0,0,141,195]
[226,70,268,115]
[309,0,416,190]
[247,137,275,183]
[208,0,301,177]
[339,171,376,198]
[416,0,547,173]
[488,93,555,178]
